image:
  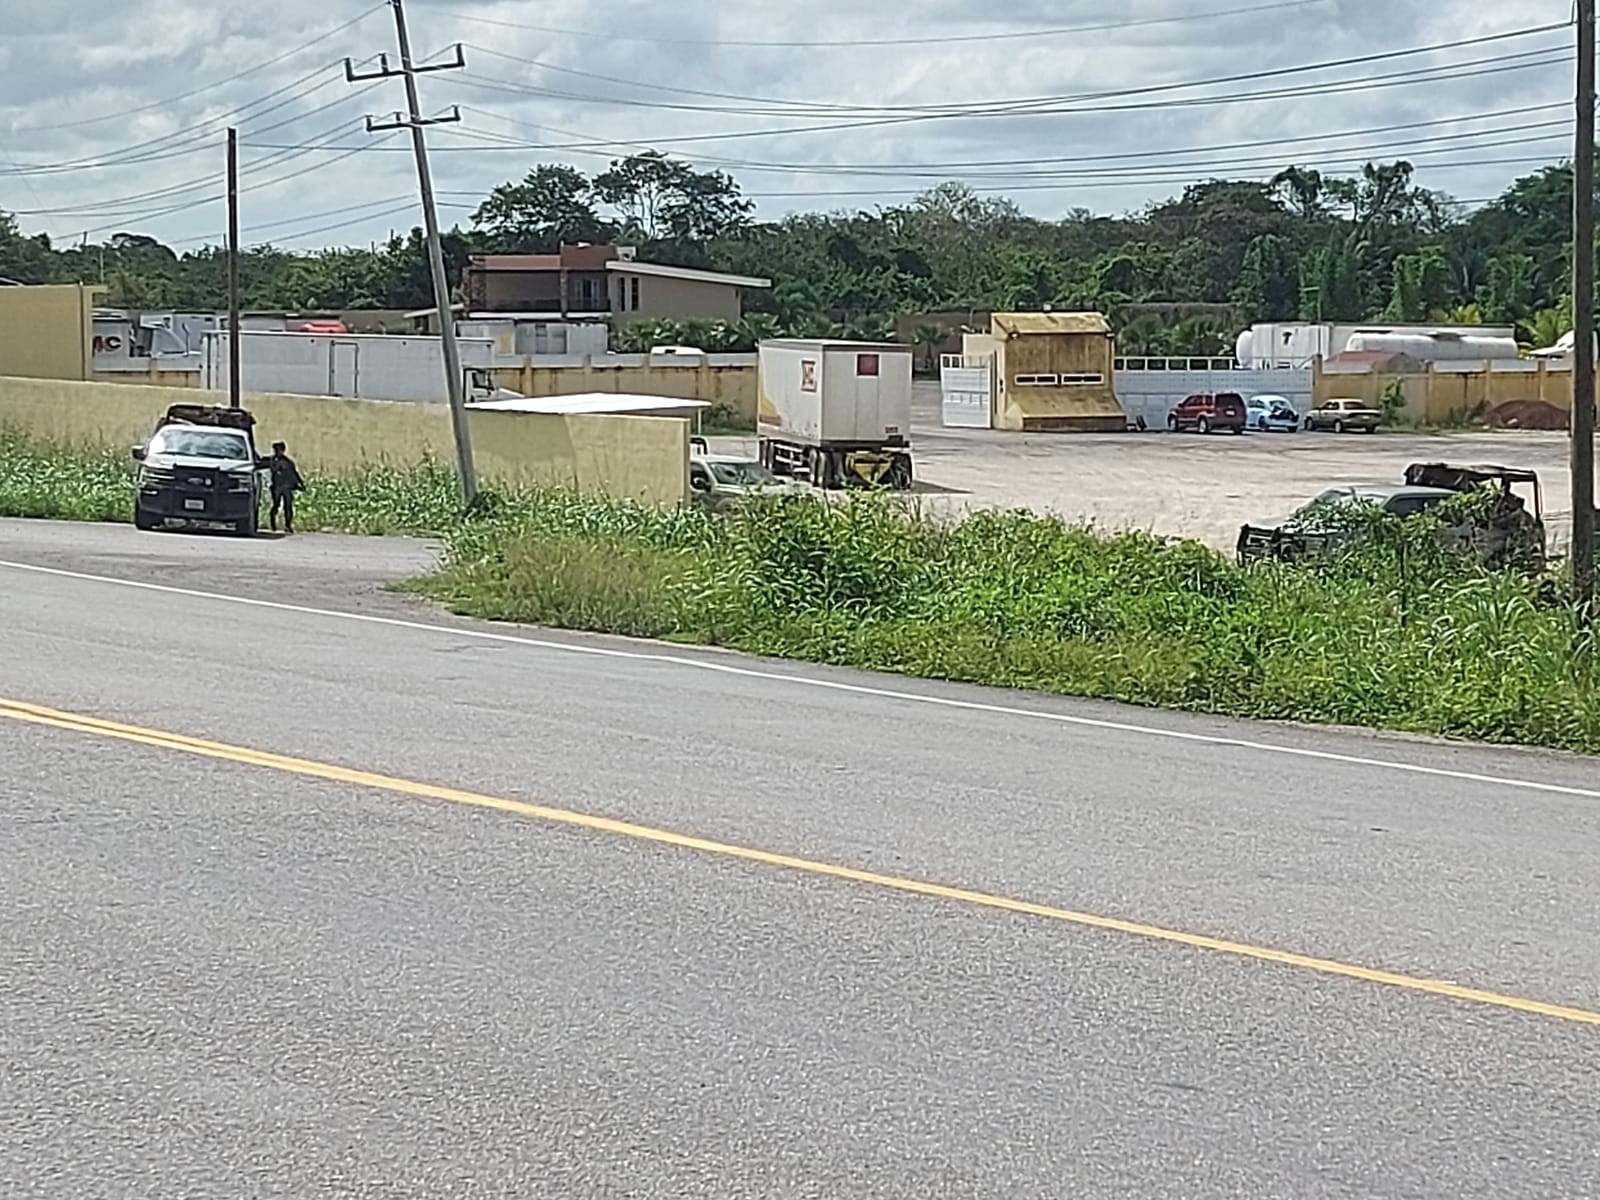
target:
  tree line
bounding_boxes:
[0,150,1585,357]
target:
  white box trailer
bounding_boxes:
[756,339,914,489]
[201,330,518,404]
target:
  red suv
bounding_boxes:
[1168,392,1247,434]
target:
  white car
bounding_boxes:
[1245,394,1300,432]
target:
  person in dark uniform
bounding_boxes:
[264,441,305,534]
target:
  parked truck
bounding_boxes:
[756,339,914,489]
[201,330,522,404]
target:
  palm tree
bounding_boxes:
[912,323,948,373]
[1117,313,1170,358]
[1518,307,1568,351]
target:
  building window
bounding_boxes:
[617,278,627,312]
[631,277,641,310]
[1059,373,1105,385]
[580,277,595,308]
[1013,373,1059,386]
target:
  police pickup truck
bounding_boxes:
[132,404,264,535]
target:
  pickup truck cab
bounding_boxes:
[132,405,264,535]
[688,438,808,511]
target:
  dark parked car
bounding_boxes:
[132,405,264,535]
[1168,391,1246,434]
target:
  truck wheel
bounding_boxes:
[236,508,259,538]
[1197,416,1211,435]
[133,502,157,532]
[817,451,841,490]
[888,454,913,490]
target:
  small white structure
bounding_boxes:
[467,393,710,418]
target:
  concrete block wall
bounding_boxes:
[0,376,687,506]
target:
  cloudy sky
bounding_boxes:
[0,0,1576,251]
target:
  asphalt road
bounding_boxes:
[3,519,1600,1198]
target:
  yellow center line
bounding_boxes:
[5,695,1599,1029]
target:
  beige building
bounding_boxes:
[462,244,769,328]
[963,311,1125,432]
[0,284,101,380]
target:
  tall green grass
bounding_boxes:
[7,429,1596,752]
[420,491,1600,754]
[0,431,463,535]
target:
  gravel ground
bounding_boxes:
[711,382,1576,551]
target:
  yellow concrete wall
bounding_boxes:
[1313,360,1574,423]
[0,376,687,505]
[0,285,99,380]
[469,410,687,505]
[93,368,201,388]
[491,360,758,426]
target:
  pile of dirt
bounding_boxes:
[1483,400,1569,431]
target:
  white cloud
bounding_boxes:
[0,0,1575,249]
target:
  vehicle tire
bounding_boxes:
[887,454,913,490]
[1303,416,1314,431]
[1257,417,1268,431]
[1166,415,1178,432]
[1229,424,1242,435]
[1362,425,1376,434]
[1333,419,1345,434]
[133,502,156,532]
[236,508,259,538]
[1197,416,1211,435]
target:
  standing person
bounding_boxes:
[264,441,305,534]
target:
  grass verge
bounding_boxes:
[415,488,1600,755]
[8,431,1597,753]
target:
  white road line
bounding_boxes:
[3,556,1598,801]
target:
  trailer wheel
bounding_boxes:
[887,454,913,490]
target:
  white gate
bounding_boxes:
[940,354,994,428]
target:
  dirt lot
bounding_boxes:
[711,382,1578,551]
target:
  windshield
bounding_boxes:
[150,428,252,461]
[709,460,779,486]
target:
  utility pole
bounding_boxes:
[1574,0,1596,607]
[347,1,478,506]
[227,128,242,411]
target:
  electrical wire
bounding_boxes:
[0,63,351,178]
[2,3,387,136]
[443,43,1572,152]
[461,26,1571,121]
[7,100,387,219]
[451,101,1570,177]
[421,0,1336,48]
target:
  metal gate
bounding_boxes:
[940,354,994,428]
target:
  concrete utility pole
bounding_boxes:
[1574,0,1596,606]
[347,0,478,506]
[227,128,242,411]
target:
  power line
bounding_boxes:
[0,63,350,178]
[422,0,1334,47]
[2,4,387,137]
[435,49,1571,158]
[450,103,1574,180]
[461,27,1570,121]
[7,106,387,219]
